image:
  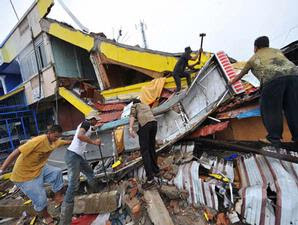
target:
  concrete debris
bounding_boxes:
[0,198,35,218]
[74,191,119,214]
[1,142,297,224]
[159,185,188,200]
[143,189,174,225]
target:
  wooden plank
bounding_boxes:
[143,189,174,225]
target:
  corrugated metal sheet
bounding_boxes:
[171,142,195,153]
[173,154,234,210]
[98,111,122,124]
[93,102,126,112]
[216,51,244,94]
[189,121,229,137]
[237,153,298,225]
[173,161,218,209]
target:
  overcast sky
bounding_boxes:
[1,0,298,60]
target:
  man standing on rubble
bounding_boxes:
[129,99,160,189]
[60,110,101,225]
[230,36,298,148]
[0,125,71,225]
[172,46,201,92]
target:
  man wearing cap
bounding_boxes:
[60,111,101,225]
[172,47,201,92]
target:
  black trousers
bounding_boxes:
[260,75,298,146]
[138,121,159,180]
[173,71,192,92]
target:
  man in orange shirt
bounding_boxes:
[0,125,71,225]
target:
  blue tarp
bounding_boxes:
[237,108,261,119]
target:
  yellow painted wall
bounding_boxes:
[100,42,211,73]
[100,42,177,72]
[37,0,54,18]
[48,23,94,51]
[0,0,53,63]
[101,75,194,99]
[58,87,94,116]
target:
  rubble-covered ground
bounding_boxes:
[3,139,297,225]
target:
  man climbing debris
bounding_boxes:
[230,36,298,148]
[0,125,71,225]
[129,98,160,190]
[172,46,201,92]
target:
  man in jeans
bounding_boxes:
[0,125,70,225]
[60,110,101,225]
[230,36,298,148]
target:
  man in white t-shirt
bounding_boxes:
[60,111,101,225]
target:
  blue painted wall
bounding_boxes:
[5,75,23,92]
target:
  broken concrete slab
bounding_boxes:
[73,191,119,214]
[159,185,188,200]
[0,202,35,218]
[0,199,60,218]
[143,189,174,225]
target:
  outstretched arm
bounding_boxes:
[229,62,251,85]
[77,128,101,145]
[129,116,136,138]
[0,149,20,174]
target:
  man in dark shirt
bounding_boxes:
[173,47,200,92]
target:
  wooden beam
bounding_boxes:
[197,138,298,163]
[143,189,174,225]
[91,53,111,89]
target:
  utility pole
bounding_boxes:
[57,0,89,33]
[9,0,19,21]
[136,20,148,49]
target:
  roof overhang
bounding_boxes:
[0,86,24,102]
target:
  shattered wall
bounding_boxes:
[51,36,97,81]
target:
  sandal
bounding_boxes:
[41,217,59,225]
[54,201,62,209]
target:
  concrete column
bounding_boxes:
[0,75,7,94]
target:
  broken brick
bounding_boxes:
[216,212,230,225]
[169,200,180,214]
[124,196,142,220]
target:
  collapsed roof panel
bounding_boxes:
[40,18,94,51]
[49,52,238,174]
